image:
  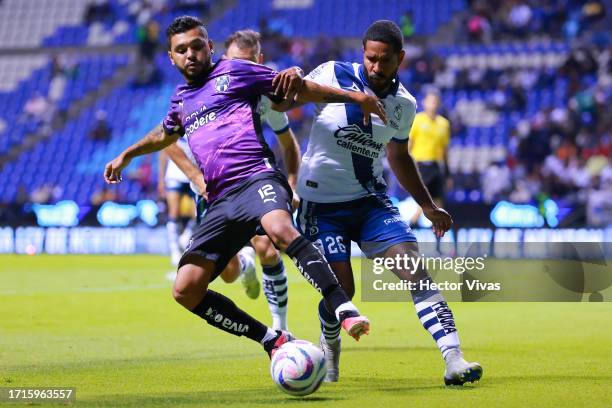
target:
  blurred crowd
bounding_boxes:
[463,0,607,43]
[240,1,611,226]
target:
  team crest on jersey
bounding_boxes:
[215,75,231,92]
[394,104,402,121]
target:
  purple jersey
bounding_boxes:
[163,59,282,202]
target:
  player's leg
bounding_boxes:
[175,200,292,356]
[173,254,289,355]
[360,195,481,385]
[295,200,356,381]
[165,188,183,266]
[251,175,368,340]
[252,235,288,330]
[383,242,482,385]
[318,261,355,382]
[178,186,197,250]
[219,255,241,283]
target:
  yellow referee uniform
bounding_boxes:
[409,112,450,162]
[408,112,450,199]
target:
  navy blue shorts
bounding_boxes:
[296,194,416,262]
[180,171,292,280]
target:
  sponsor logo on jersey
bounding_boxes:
[215,74,231,92]
[184,104,217,136]
[333,124,383,158]
[394,104,402,121]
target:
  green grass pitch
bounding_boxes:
[1,254,610,407]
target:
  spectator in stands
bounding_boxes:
[84,0,113,25]
[400,11,415,40]
[134,20,161,85]
[21,92,54,126]
[90,110,112,141]
[30,183,62,204]
[91,186,118,205]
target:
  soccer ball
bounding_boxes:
[270,340,327,396]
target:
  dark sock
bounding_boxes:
[285,236,349,312]
[191,290,268,342]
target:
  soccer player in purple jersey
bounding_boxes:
[104,16,386,356]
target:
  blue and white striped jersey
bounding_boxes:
[297,61,417,203]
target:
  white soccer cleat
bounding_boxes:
[239,246,260,299]
[443,349,483,386]
[320,334,341,382]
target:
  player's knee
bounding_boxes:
[266,224,300,251]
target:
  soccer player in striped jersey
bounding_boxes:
[294,20,483,385]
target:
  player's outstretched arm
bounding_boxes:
[104,124,179,184]
[164,142,207,196]
[387,140,453,237]
[272,77,387,126]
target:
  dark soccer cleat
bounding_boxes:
[264,330,295,358]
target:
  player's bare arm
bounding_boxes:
[164,141,207,196]
[104,124,179,184]
[272,77,387,126]
[276,128,301,209]
[157,149,169,198]
[386,140,453,237]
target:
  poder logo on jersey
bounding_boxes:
[334,124,383,158]
[184,104,217,136]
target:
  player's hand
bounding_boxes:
[104,154,131,184]
[291,190,300,211]
[193,173,207,197]
[423,206,453,238]
[357,94,387,126]
[273,67,304,102]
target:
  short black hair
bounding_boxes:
[224,29,261,55]
[166,16,207,48]
[362,20,404,53]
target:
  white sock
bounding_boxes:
[260,327,278,345]
[262,259,288,330]
[413,292,461,359]
[334,301,358,321]
[166,219,181,265]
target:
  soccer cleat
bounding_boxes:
[320,334,341,382]
[339,311,370,341]
[239,246,260,299]
[443,349,483,386]
[264,330,295,358]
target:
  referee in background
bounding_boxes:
[408,88,451,225]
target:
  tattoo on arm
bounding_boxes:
[321,91,354,103]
